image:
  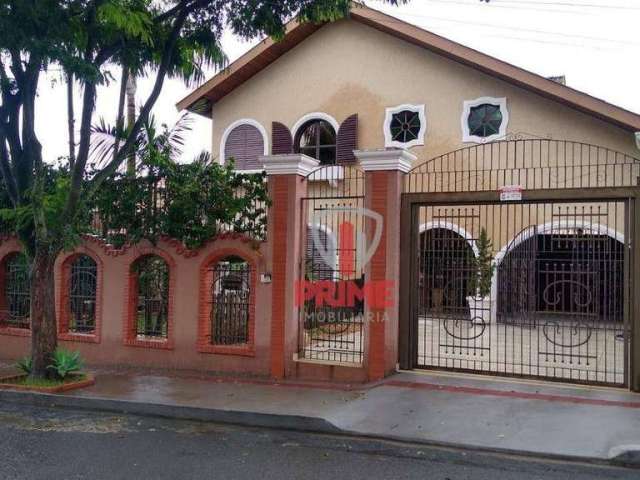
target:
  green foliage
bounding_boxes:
[0,165,85,252]
[0,0,403,376]
[97,1,154,46]
[47,348,84,379]
[468,228,494,298]
[6,374,87,388]
[15,356,33,375]
[88,154,269,249]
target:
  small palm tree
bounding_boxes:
[90,113,193,172]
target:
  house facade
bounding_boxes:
[176,5,640,389]
[1,5,639,390]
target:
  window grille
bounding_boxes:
[68,255,97,333]
[134,255,169,338]
[3,253,30,329]
[210,257,253,345]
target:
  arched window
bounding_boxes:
[220,119,268,171]
[67,255,97,334]
[2,252,30,329]
[210,256,253,345]
[294,119,337,165]
[132,255,170,339]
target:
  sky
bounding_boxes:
[35,0,640,163]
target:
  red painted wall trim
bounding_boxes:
[57,246,104,344]
[123,247,177,350]
[270,176,290,379]
[367,171,388,381]
[0,248,31,337]
[197,247,258,356]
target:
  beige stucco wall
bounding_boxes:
[210,19,637,166]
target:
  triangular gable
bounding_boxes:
[177,4,640,132]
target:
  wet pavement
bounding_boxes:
[0,402,638,480]
[2,362,640,464]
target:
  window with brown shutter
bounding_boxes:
[271,122,293,155]
[336,114,358,164]
[223,123,265,171]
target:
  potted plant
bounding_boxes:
[467,228,495,325]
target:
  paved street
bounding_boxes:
[0,403,637,480]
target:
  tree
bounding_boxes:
[0,0,403,379]
[468,228,494,298]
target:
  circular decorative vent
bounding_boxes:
[384,104,426,149]
[468,104,503,138]
[390,110,422,144]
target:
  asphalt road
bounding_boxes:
[0,402,637,480]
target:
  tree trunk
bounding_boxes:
[29,246,58,379]
[113,67,129,163]
[126,74,137,176]
[66,72,76,169]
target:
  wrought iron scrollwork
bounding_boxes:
[541,320,594,348]
[134,255,169,338]
[211,259,252,345]
[4,253,30,329]
[443,317,487,341]
[69,255,97,333]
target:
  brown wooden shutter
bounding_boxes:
[271,122,293,155]
[336,114,358,164]
[224,124,264,170]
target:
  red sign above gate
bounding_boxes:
[498,185,523,201]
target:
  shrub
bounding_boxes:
[468,228,495,298]
[47,349,83,379]
[15,356,32,375]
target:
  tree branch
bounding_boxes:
[66,71,76,169]
[0,56,23,163]
[0,128,18,205]
[112,66,129,163]
[155,0,194,23]
[65,79,97,213]
[73,6,192,215]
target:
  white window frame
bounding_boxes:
[219,118,269,173]
[291,112,342,182]
[461,97,509,144]
[383,104,427,149]
[291,112,340,140]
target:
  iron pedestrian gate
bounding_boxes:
[298,165,366,364]
[400,140,640,388]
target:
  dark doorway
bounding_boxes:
[497,230,624,324]
[419,228,476,317]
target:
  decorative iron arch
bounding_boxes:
[405,139,640,194]
[304,164,365,198]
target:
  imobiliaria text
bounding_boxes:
[295,217,394,323]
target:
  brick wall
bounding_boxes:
[0,235,272,377]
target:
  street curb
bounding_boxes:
[1,389,638,469]
[0,389,341,434]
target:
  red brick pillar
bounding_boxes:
[263,154,319,379]
[356,149,414,381]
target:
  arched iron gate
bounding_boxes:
[298,165,366,364]
[400,139,640,387]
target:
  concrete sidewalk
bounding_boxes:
[1,364,640,466]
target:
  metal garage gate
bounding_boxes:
[400,139,640,387]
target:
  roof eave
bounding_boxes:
[177,4,640,132]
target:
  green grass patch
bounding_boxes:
[4,374,87,388]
